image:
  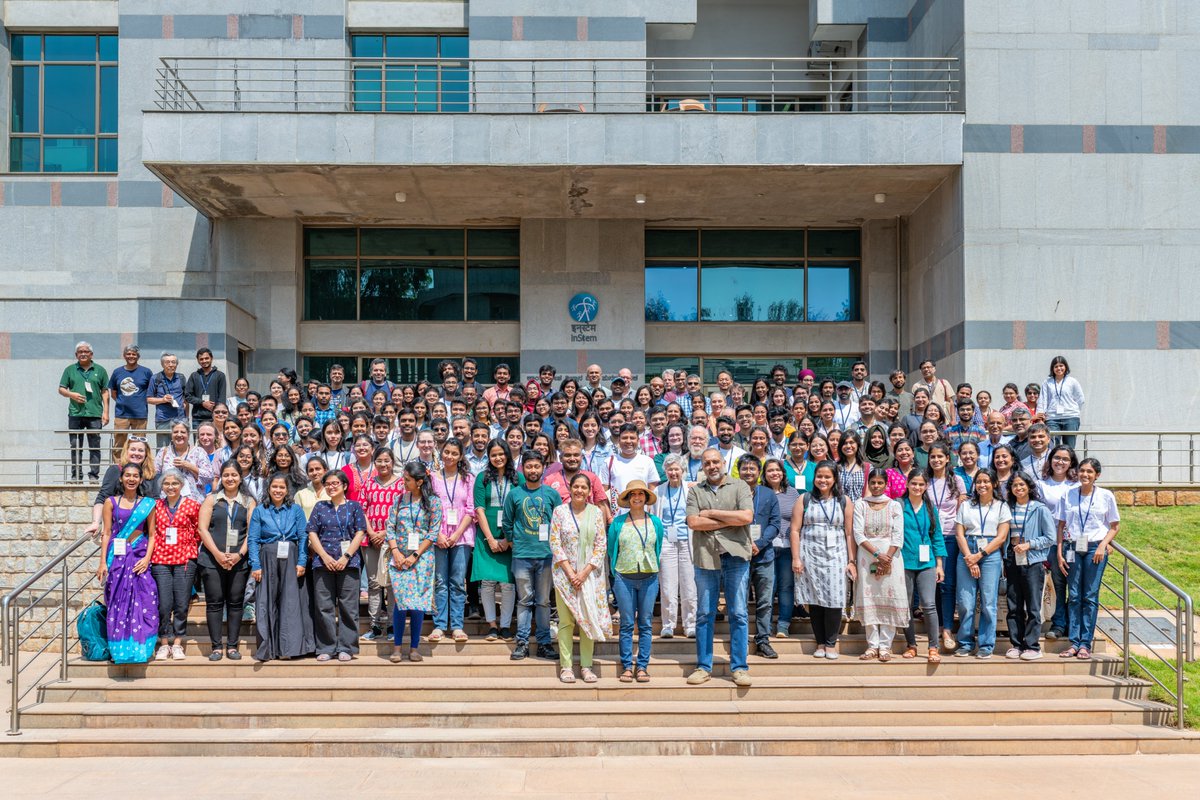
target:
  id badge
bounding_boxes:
[793,476,805,491]
[113,538,127,557]
[1016,548,1028,566]
[84,381,94,395]
[165,526,178,545]
[538,523,550,542]
[918,544,931,563]
[406,532,420,551]
[202,393,211,403]
[667,527,678,543]
[1065,548,1075,564]
[225,528,239,552]
[276,540,289,559]
[1075,535,1089,553]
[496,509,504,526]
[446,509,459,527]
[749,524,762,539]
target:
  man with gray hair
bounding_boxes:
[58,341,108,481]
[108,343,153,461]
[147,352,187,448]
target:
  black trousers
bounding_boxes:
[1005,559,1044,651]
[151,561,196,639]
[68,416,102,479]
[313,567,361,656]
[809,605,843,648]
[202,563,249,648]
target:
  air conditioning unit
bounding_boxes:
[809,40,849,57]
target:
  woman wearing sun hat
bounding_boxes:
[607,479,666,683]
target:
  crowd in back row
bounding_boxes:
[63,344,1112,685]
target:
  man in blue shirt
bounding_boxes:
[739,455,782,659]
[501,450,562,661]
[147,352,187,448]
[108,344,153,461]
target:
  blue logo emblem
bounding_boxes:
[568,292,599,323]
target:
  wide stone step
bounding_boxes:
[17,697,1174,729]
[41,674,1152,704]
[5,724,1197,758]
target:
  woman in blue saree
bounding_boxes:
[96,463,159,664]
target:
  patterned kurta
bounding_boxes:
[549,503,610,641]
[794,495,850,609]
[385,493,443,612]
[852,498,910,627]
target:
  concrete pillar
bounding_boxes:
[519,218,645,382]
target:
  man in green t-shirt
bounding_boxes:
[57,341,109,481]
[500,449,562,661]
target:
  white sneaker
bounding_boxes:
[154,645,171,661]
[1005,647,1022,659]
[170,644,186,661]
[1020,649,1043,661]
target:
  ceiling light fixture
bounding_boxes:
[874,193,886,204]
[394,192,407,203]
[635,193,646,204]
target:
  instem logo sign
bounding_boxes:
[568,292,599,342]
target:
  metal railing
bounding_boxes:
[153,56,962,114]
[1099,541,1194,730]
[2,532,100,735]
[1056,429,1198,486]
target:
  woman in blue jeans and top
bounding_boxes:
[953,468,1011,659]
[429,437,476,643]
[606,479,665,683]
[1054,458,1119,660]
[1040,355,1085,448]
[925,443,966,652]
[1003,471,1057,661]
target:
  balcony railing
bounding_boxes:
[154,56,962,114]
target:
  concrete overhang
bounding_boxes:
[142,111,962,224]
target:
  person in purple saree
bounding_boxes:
[96,463,159,664]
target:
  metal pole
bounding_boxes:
[1121,559,1130,679]
[8,610,20,735]
[1157,434,1163,484]
[1176,598,1185,730]
[0,599,7,668]
[59,560,69,683]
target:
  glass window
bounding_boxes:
[303,228,519,322]
[302,356,518,386]
[700,263,804,322]
[645,357,700,382]
[645,263,698,321]
[643,356,864,391]
[808,229,862,258]
[806,356,862,379]
[9,33,117,172]
[702,230,806,259]
[302,356,360,385]
[807,263,859,322]
[351,33,469,113]
[645,229,697,258]
[703,358,805,387]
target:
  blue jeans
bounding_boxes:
[955,544,1003,653]
[512,555,553,645]
[694,554,750,674]
[773,547,795,635]
[613,572,659,671]
[432,544,470,631]
[937,535,960,632]
[1046,417,1080,449]
[750,560,776,645]
[1067,542,1108,649]
[1050,558,1070,633]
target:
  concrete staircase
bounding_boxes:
[4,610,1197,757]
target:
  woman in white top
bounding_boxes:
[953,468,1011,659]
[1038,445,1080,640]
[1041,356,1085,449]
[791,461,856,660]
[1054,458,1120,660]
[852,469,907,661]
[654,454,695,639]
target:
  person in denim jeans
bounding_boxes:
[430,438,477,642]
[685,448,755,687]
[738,456,781,659]
[500,450,562,661]
[953,469,1011,659]
[607,480,664,682]
[1003,472,1057,660]
[1036,446,1080,640]
[1054,458,1120,660]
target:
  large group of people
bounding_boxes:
[65,343,1117,684]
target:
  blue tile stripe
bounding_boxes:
[119,14,344,40]
[0,181,183,208]
[964,124,1200,154]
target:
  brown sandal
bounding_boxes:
[619,669,634,683]
[636,669,650,683]
[859,647,879,661]
[902,646,918,659]
[927,648,942,664]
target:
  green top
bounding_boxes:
[59,362,109,418]
[500,483,562,560]
[782,457,817,493]
[606,512,664,575]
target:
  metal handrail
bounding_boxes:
[1099,540,1195,730]
[3,532,100,735]
[152,55,963,114]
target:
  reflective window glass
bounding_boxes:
[351,33,469,112]
[807,263,860,322]
[304,261,358,320]
[359,261,464,321]
[645,263,698,321]
[699,263,804,322]
[11,66,39,133]
[467,261,520,321]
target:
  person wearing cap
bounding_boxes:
[833,382,861,431]
[610,376,630,404]
[685,447,755,687]
[607,480,665,682]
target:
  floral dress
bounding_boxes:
[549,503,611,641]
[385,493,443,613]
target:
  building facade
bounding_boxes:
[0,0,1197,461]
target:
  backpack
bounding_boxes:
[77,600,110,662]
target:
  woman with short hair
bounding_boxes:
[150,468,200,661]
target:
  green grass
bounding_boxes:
[1094,506,1199,728]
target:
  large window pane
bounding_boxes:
[359,261,464,320]
[807,356,862,380]
[385,35,438,58]
[304,260,357,320]
[9,138,40,172]
[98,138,118,172]
[351,35,383,58]
[703,358,805,387]
[302,356,359,385]
[700,263,804,321]
[353,66,383,111]
[467,261,520,321]
[645,263,698,321]
[808,229,861,258]
[360,228,464,257]
[440,36,469,59]
[305,228,357,257]
[43,137,94,172]
[44,65,96,134]
[701,229,805,258]
[645,229,697,258]
[44,35,95,61]
[100,66,118,133]
[645,357,700,381]
[467,229,519,256]
[807,263,860,321]
[10,34,41,61]
[99,35,118,62]
[11,66,39,133]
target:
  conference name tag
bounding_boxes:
[793,476,805,491]
[113,538,127,557]
[446,509,458,526]
[918,544,931,563]
[165,526,178,545]
[1075,535,1088,553]
[202,394,211,403]
[84,381,94,395]
[749,524,762,539]
[276,541,289,559]
[538,523,550,542]
[667,527,678,543]
[1065,549,1075,564]
[407,532,420,551]
[496,509,504,526]
[225,528,239,552]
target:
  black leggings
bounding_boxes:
[151,561,196,640]
[202,564,249,648]
[809,605,843,647]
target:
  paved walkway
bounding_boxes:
[5,755,1199,798]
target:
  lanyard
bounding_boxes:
[583,448,596,472]
[1077,490,1096,534]
[568,506,583,537]
[353,463,374,492]
[1049,378,1064,409]
[1013,503,1028,538]
[495,479,511,507]
[814,496,837,526]
[665,485,684,523]
[628,515,649,550]
[165,498,181,525]
[788,456,808,476]
[198,370,213,394]
[330,501,347,537]
[837,406,853,427]
[688,458,701,481]
[397,440,416,463]
[976,502,992,536]
[930,475,948,510]
[905,499,929,544]
[442,470,459,506]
